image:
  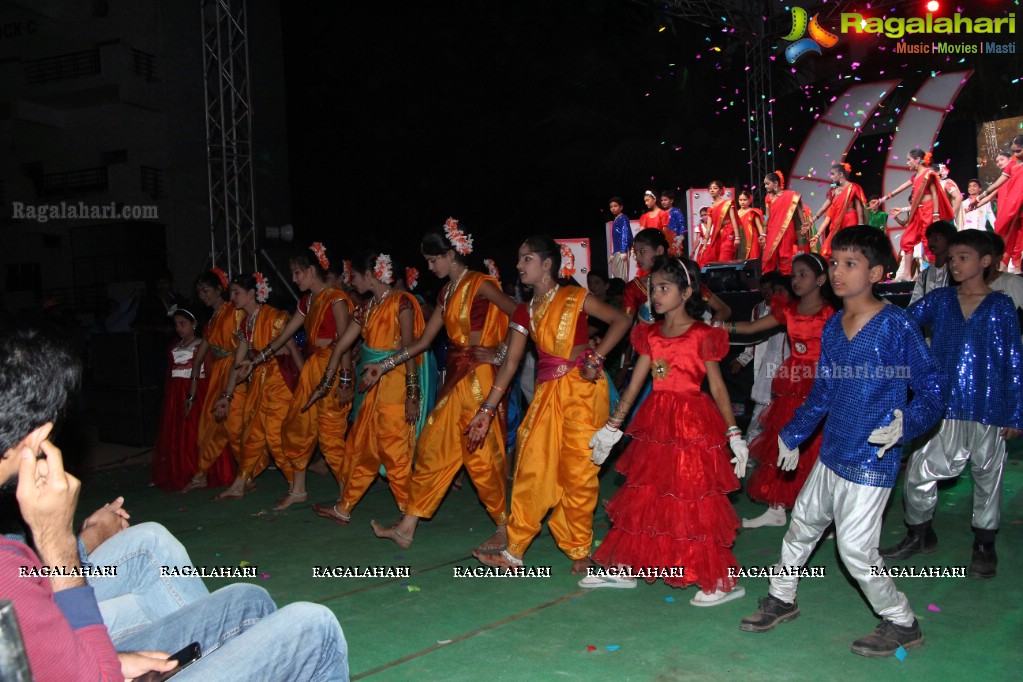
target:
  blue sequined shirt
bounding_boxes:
[780,304,945,487]
[906,287,1023,430]
[668,207,687,236]
[612,214,632,253]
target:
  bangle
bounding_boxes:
[725,426,742,437]
[316,370,337,393]
[190,376,199,383]
[492,385,505,394]
[219,391,234,403]
[582,348,604,372]
[185,394,196,403]
[729,322,737,334]
[338,369,353,388]
[478,403,496,419]
[493,342,508,366]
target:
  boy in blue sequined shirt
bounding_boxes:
[740,226,945,659]
[881,230,1022,579]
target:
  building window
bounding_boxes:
[24,49,101,85]
[35,168,109,199]
[6,263,42,293]
[132,49,158,82]
[140,166,163,198]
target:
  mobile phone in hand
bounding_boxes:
[134,642,201,682]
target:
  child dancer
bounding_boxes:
[730,271,791,442]
[153,306,225,490]
[809,162,867,260]
[304,252,433,524]
[698,181,741,266]
[609,196,633,281]
[881,230,1022,578]
[740,226,944,658]
[762,171,809,275]
[727,253,837,528]
[582,256,749,605]
[467,235,631,572]
[736,189,765,259]
[968,135,1023,271]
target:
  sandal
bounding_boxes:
[578,573,637,589]
[312,503,350,526]
[690,586,746,607]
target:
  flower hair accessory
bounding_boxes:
[837,162,851,174]
[559,244,576,279]
[309,242,330,271]
[374,254,394,285]
[922,151,933,166]
[443,217,474,255]
[167,304,196,321]
[405,266,419,290]
[668,234,686,258]
[254,272,272,303]
[341,260,352,287]
[210,266,228,289]
[484,258,500,280]
[774,169,785,190]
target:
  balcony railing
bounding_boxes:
[24,48,101,85]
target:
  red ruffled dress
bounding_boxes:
[746,296,834,509]
[151,338,235,490]
[593,322,741,593]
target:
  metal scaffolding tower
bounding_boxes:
[202,0,257,278]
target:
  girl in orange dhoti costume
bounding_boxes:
[697,181,741,267]
[809,163,867,260]
[369,220,518,551]
[467,235,631,572]
[237,243,354,510]
[878,149,954,281]
[212,273,303,499]
[736,189,765,260]
[183,268,245,492]
[303,252,432,525]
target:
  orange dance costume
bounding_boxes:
[280,287,354,484]
[746,295,835,509]
[406,271,509,523]
[236,305,293,480]
[901,169,954,256]
[338,292,429,516]
[593,322,741,591]
[763,191,802,274]
[194,302,245,485]
[820,182,866,259]
[506,286,608,560]
[698,200,739,266]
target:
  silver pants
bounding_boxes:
[903,419,1007,531]
[769,460,915,627]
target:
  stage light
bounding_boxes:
[926,0,939,11]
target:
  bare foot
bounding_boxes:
[472,549,520,568]
[213,486,245,501]
[370,520,413,548]
[571,557,597,575]
[474,525,507,554]
[313,503,350,526]
[272,490,308,510]
[181,475,207,493]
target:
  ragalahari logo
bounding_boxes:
[783,7,839,64]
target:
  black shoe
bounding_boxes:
[850,619,924,657]
[879,525,938,560]
[739,595,800,632]
[969,542,997,579]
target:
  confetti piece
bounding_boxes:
[606,645,621,651]
[664,597,675,603]
[927,604,941,612]
[240,560,251,567]
[894,646,907,661]
[437,640,452,645]
[407,585,421,592]
[260,573,270,579]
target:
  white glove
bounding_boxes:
[589,425,623,465]
[728,434,748,478]
[868,409,903,459]
[777,436,799,472]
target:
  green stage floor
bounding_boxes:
[75,443,1023,681]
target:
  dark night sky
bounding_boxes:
[279,0,1022,278]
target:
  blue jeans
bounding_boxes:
[114,584,348,682]
[86,522,210,643]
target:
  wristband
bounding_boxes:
[725,426,742,437]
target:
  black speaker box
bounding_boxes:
[90,332,163,388]
[91,387,161,446]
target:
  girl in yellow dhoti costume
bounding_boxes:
[303,252,433,525]
[366,219,518,551]
[236,243,354,510]
[466,235,630,572]
[212,273,304,499]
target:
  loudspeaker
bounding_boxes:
[701,259,762,293]
[90,332,163,388]
[91,387,161,446]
